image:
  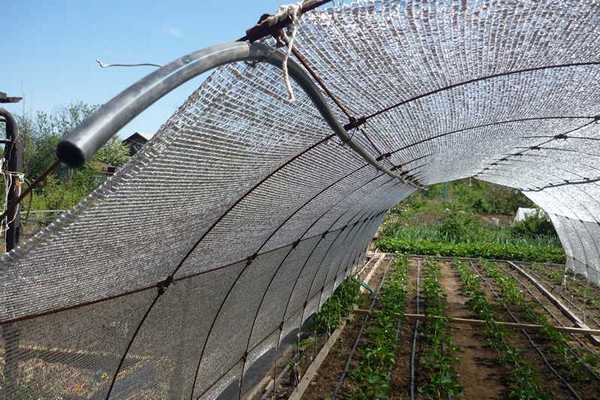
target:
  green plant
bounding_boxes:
[454,259,548,399]
[529,264,600,309]
[313,277,361,334]
[438,211,478,242]
[512,211,556,239]
[0,103,131,231]
[376,237,565,264]
[480,260,598,384]
[376,178,563,266]
[349,256,409,399]
[419,258,462,399]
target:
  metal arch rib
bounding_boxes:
[57,41,418,188]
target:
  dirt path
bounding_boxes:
[439,261,508,399]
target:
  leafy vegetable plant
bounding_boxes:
[349,256,409,399]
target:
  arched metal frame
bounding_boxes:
[4,2,600,399]
[55,40,414,400]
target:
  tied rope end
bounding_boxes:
[278,3,304,102]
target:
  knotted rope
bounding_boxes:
[276,3,304,102]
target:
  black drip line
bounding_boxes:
[384,115,596,159]
[484,161,598,193]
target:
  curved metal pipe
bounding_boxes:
[57,41,417,187]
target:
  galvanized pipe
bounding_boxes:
[56,41,415,187]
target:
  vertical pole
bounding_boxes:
[2,109,23,250]
[0,107,23,400]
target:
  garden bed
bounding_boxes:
[284,255,600,400]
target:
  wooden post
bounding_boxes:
[353,310,600,335]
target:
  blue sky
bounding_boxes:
[2,0,283,137]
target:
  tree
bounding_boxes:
[17,102,99,178]
[4,102,132,212]
[95,137,130,167]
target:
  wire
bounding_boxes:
[96,59,161,69]
[361,62,600,125]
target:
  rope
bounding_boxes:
[276,3,304,102]
[0,158,24,236]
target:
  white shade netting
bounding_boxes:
[1,1,600,399]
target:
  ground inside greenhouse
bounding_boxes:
[300,257,393,400]
[439,261,507,399]
[280,255,600,400]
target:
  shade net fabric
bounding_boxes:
[2,0,600,398]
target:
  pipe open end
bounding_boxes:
[56,140,86,168]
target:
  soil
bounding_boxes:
[469,260,598,400]
[273,256,600,400]
[496,262,600,399]
[438,261,508,400]
[521,262,600,330]
[479,213,513,227]
[497,263,599,354]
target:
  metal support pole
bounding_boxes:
[0,104,23,400]
[1,108,23,250]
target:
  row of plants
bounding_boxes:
[313,277,361,335]
[378,179,565,266]
[348,256,409,399]
[454,259,548,399]
[419,258,462,398]
[480,260,598,383]
[528,263,600,309]
[377,237,565,264]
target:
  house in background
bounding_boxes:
[122,132,148,156]
[96,133,150,177]
[514,207,548,224]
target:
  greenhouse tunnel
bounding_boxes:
[2,0,600,399]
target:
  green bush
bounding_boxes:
[512,211,556,238]
[438,211,478,242]
[448,179,533,214]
